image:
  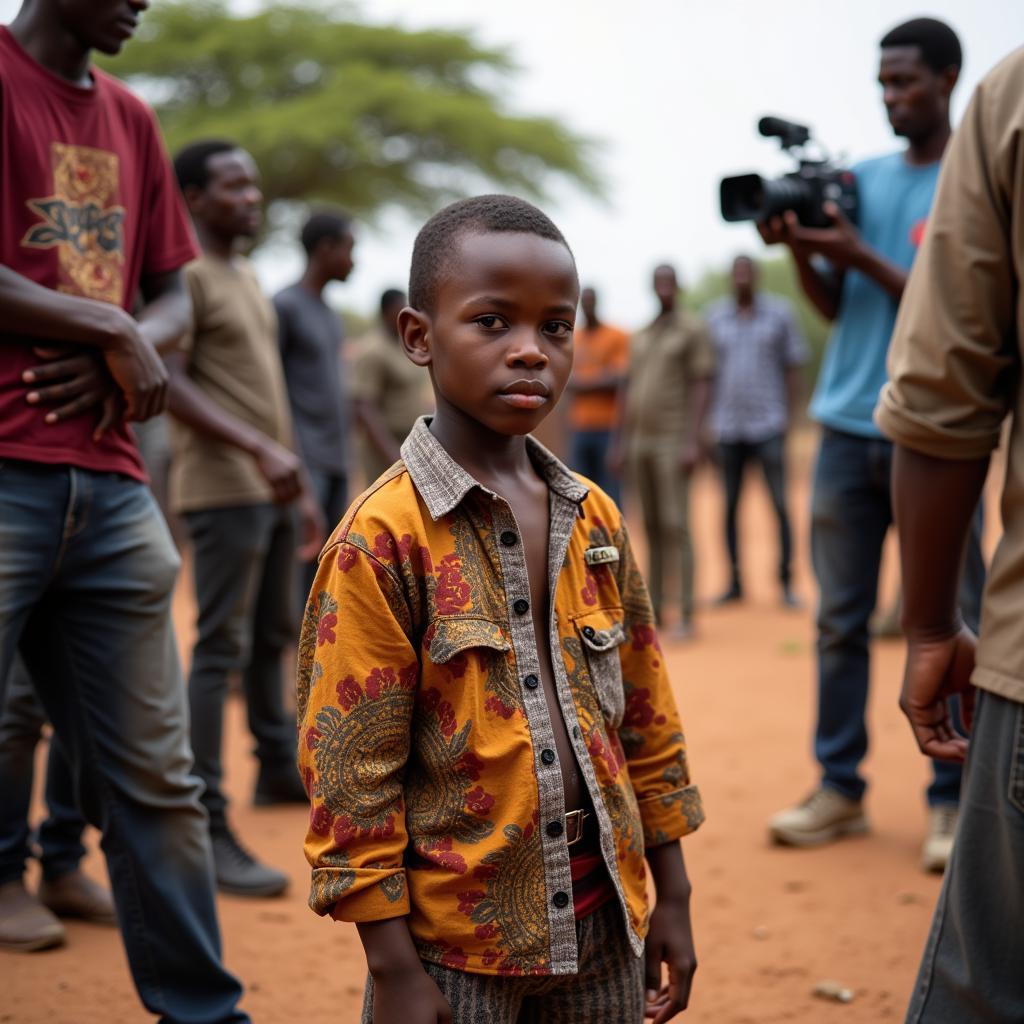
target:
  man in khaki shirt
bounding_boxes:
[876,47,1024,1021]
[351,288,432,485]
[168,140,323,900]
[620,264,714,639]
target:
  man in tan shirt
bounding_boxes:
[619,264,714,639]
[351,287,432,485]
[876,47,1024,1021]
[168,140,323,899]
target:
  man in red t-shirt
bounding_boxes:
[0,2,247,1019]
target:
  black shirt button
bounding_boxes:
[582,625,596,639]
[513,599,530,615]
[500,530,518,546]
[546,820,564,838]
[524,674,539,689]
[552,891,570,909]
[541,748,556,765]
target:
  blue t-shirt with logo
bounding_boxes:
[809,152,939,438]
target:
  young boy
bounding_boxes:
[297,195,704,1024]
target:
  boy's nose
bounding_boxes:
[506,331,548,368]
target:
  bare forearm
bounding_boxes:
[850,244,908,301]
[791,253,841,321]
[166,361,268,457]
[356,916,422,978]
[893,445,988,637]
[137,274,191,356]
[645,839,692,904]
[0,265,130,349]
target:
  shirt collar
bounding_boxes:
[400,416,589,521]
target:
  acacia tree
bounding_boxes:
[104,1,600,216]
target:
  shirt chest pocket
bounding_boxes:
[572,607,628,729]
[424,616,511,668]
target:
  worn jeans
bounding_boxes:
[0,658,85,884]
[0,459,246,1023]
[718,433,793,589]
[906,691,1024,1022]
[811,428,985,807]
[185,502,298,831]
[569,428,622,506]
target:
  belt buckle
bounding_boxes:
[565,809,587,847]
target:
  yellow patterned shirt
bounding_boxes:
[297,417,704,976]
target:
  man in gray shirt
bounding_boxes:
[706,255,807,607]
[274,210,355,604]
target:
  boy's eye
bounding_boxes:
[543,320,573,340]
[474,315,506,331]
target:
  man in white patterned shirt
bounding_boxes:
[706,255,807,607]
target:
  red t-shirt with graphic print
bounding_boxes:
[0,26,197,481]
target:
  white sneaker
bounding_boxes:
[921,805,958,873]
[768,787,868,847]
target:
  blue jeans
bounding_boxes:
[811,429,984,807]
[0,657,85,884]
[0,460,246,1024]
[570,428,621,506]
[906,691,1024,1022]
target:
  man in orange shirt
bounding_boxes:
[567,286,629,503]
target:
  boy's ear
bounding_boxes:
[398,307,432,367]
[182,184,205,218]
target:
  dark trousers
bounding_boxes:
[298,468,347,613]
[718,433,793,590]
[0,460,246,1022]
[185,503,298,832]
[569,428,621,505]
[906,691,1024,1022]
[811,429,985,808]
[0,658,86,885]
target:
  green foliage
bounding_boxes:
[100,1,599,218]
[686,255,832,400]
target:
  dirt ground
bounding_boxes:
[7,430,984,1023]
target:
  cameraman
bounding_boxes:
[762,18,984,873]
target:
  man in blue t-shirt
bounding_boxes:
[759,18,985,873]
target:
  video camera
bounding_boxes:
[719,116,858,229]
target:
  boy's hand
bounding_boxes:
[99,309,168,422]
[900,624,977,763]
[371,965,452,1024]
[296,487,327,561]
[644,895,697,1022]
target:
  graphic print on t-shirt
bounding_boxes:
[20,142,125,304]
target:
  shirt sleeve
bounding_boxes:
[875,72,1017,458]
[684,318,716,379]
[614,519,704,846]
[177,262,202,360]
[297,536,418,922]
[139,106,199,277]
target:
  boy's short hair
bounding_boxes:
[173,139,238,193]
[380,288,406,316]
[880,18,962,73]
[409,194,574,312]
[301,209,352,256]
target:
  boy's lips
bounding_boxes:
[497,379,550,410]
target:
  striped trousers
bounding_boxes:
[360,901,643,1023]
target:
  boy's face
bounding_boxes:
[403,231,578,437]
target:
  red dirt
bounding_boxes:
[8,431,985,1023]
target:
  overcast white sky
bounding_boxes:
[3,0,1021,325]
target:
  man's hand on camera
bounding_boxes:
[781,203,864,268]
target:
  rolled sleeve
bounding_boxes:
[876,76,1016,459]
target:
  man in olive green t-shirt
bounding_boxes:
[168,140,323,900]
